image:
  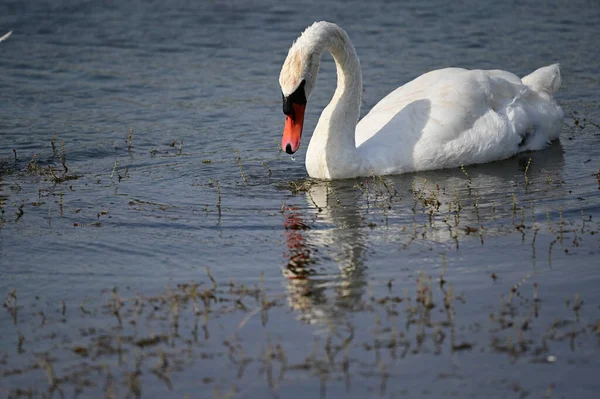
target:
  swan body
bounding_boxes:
[279,22,564,180]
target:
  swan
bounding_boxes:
[279,22,564,180]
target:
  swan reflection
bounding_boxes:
[282,183,367,326]
[281,142,566,325]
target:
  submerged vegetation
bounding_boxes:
[1,263,599,398]
[1,103,600,398]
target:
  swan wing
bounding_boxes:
[355,66,563,174]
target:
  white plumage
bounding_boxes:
[279,22,564,180]
[0,31,12,43]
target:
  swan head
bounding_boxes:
[279,32,322,154]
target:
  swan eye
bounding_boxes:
[282,80,307,118]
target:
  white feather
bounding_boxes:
[0,31,12,43]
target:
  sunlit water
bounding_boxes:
[1,0,600,397]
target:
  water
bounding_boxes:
[1,0,600,397]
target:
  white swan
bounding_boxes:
[279,22,564,180]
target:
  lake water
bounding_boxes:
[1,0,600,397]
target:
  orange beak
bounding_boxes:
[282,103,305,154]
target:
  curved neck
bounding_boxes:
[304,23,363,179]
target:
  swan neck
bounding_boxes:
[306,24,363,179]
[322,28,362,123]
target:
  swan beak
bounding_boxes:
[282,103,305,154]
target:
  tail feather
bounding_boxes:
[522,64,561,94]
